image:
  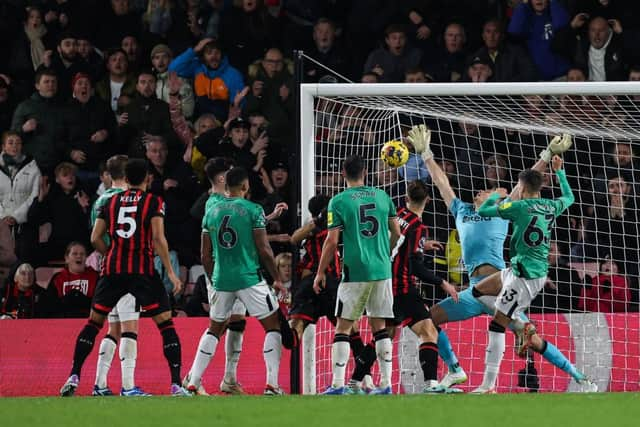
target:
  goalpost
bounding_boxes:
[299,82,640,394]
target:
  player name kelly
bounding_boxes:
[120,195,142,203]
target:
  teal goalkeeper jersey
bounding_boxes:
[91,187,125,245]
[327,186,397,282]
[202,196,266,291]
[478,170,575,279]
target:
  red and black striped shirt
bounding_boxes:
[98,189,165,276]
[298,228,341,278]
[392,207,429,295]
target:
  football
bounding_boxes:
[380,140,410,168]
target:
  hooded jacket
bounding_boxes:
[169,47,244,119]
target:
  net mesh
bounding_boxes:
[303,88,640,394]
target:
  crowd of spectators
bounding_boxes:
[1,0,640,318]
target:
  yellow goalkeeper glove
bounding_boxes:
[540,133,573,162]
[406,124,433,160]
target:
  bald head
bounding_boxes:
[589,17,611,49]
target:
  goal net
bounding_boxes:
[299,82,640,394]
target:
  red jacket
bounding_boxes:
[579,274,630,313]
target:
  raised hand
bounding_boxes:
[76,190,90,211]
[540,133,572,162]
[549,133,573,154]
[38,176,50,202]
[551,155,563,171]
[70,149,87,164]
[233,86,250,107]
[194,37,214,53]
[406,124,432,159]
[571,13,589,29]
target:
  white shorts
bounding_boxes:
[108,293,139,323]
[495,268,546,319]
[335,279,394,321]
[207,285,247,320]
[210,281,277,322]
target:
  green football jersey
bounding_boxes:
[327,186,397,282]
[202,196,266,291]
[202,192,226,230]
[91,187,125,245]
[479,170,574,279]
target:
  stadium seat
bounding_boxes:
[35,267,62,288]
[189,265,205,283]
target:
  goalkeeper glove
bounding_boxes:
[406,124,433,160]
[539,133,573,162]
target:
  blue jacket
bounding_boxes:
[169,48,244,118]
[508,1,570,80]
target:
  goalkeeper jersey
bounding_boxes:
[478,170,574,279]
[327,186,396,282]
[449,197,508,277]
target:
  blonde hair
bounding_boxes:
[275,252,292,269]
[14,263,35,282]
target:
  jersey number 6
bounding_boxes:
[524,214,554,247]
[218,215,238,248]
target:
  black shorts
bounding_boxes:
[93,273,171,317]
[391,288,431,328]
[289,274,339,324]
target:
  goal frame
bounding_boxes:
[298,81,640,394]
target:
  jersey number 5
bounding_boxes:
[524,214,554,247]
[116,206,137,239]
[359,203,379,237]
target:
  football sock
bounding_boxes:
[120,332,137,390]
[419,342,439,382]
[349,331,365,357]
[540,340,580,381]
[374,330,393,388]
[224,329,244,384]
[95,334,117,388]
[481,322,506,389]
[189,330,218,387]
[331,333,350,387]
[71,320,101,377]
[263,330,282,387]
[159,320,182,385]
[351,341,376,382]
[437,328,460,372]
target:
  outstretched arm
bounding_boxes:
[510,134,573,200]
[477,188,509,217]
[552,155,575,212]
[425,157,456,208]
[407,124,456,208]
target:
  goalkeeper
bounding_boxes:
[408,124,596,392]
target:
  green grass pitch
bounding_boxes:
[2,394,639,427]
